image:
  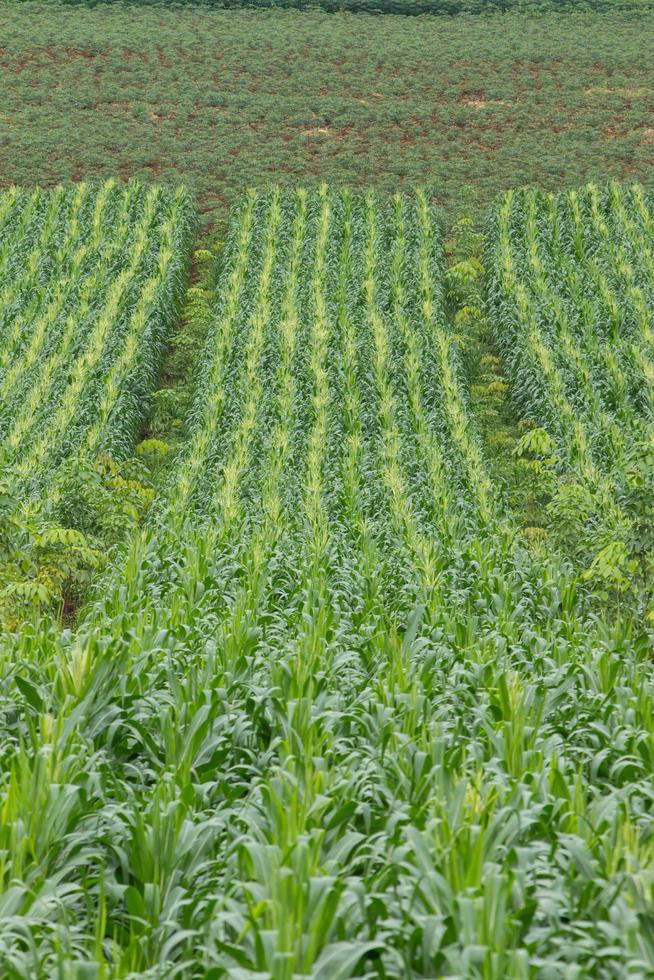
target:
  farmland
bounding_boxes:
[1,0,654,977]
[1,4,654,226]
[0,183,652,975]
[0,180,195,626]
[488,183,654,603]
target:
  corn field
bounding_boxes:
[0,180,195,491]
[0,184,652,977]
[487,182,654,602]
[0,180,195,621]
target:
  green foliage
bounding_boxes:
[55,454,156,538]
[1,4,654,227]
[0,477,101,628]
[146,246,223,445]
[0,179,196,629]
[513,426,557,460]
[486,181,654,611]
[5,0,651,10]
[0,452,161,629]
[0,187,652,977]
[443,187,538,531]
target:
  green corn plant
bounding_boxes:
[486,182,654,613]
[0,181,196,631]
[0,186,652,980]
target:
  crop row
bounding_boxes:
[0,180,196,622]
[0,180,195,500]
[0,187,652,977]
[486,181,654,599]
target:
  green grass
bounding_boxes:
[1,3,653,226]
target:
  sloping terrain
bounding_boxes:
[0,187,652,977]
[1,4,653,225]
